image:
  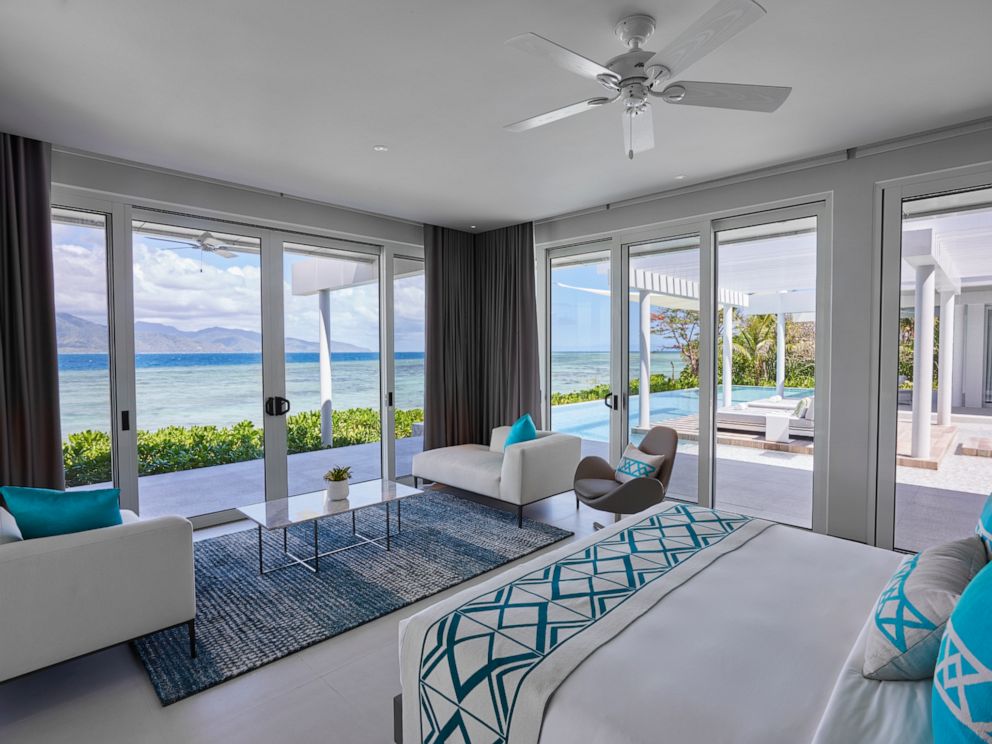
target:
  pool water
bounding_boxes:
[551,385,814,442]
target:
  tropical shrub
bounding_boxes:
[62,406,425,487]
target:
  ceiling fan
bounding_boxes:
[504,0,792,159]
[152,231,240,272]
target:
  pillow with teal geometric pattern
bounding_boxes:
[977,493,992,561]
[863,536,987,681]
[932,560,992,743]
[614,443,664,484]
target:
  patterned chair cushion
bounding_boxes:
[614,443,664,484]
[977,493,992,560]
[932,560,992,742]
[863,536,987,681]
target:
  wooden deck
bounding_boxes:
[895,423,958,470]
[641,415,815,455]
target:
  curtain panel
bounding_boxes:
[0,134,63,489]
[423,222,541,449]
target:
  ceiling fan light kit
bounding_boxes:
[504,0,792,159]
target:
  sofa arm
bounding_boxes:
[0,515,195,682]
[500,433,582,505]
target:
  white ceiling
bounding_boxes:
[1,0,991,231]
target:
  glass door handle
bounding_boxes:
[265,397,291,416]
[603,393,618,410]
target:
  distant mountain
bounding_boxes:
[56,313,369,354]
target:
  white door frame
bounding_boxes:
[874,165,992,549]
[711,201,831,534]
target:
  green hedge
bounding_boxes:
[62,407,424,487]
[550,373,693,406]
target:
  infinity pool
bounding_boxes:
[551,385,814,442]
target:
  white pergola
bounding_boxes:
[291,253,422,445]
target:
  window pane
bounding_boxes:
[284,243,381,495]
[714,216,817,527]
[627,235,701,503]
[394,257,425,477]
[894,186,992,551]
[52,208,113,489]
[132,220,263,518]
[549,248,611,459]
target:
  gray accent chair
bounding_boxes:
[573,426,678,524]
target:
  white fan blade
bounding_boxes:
[505,96,614,132]
[623,104,655,159]
[154,238,199,249]
[506,33,619,84]
[660,81,791,112]
[211,248,238,259]
[651,0,765,79]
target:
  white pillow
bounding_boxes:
[0,506,23,545]
[793,398,810,417]
[615,443,665,483]
[804,398,815,421]
[862,536,987,680]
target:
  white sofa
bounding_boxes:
[716,395,815,439]
[0,507,196,683]
[412,426,582,525]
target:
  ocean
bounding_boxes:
[56,350,687,434]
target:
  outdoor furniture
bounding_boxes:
[716,395,815,439]
[764,412,792,443]
[573,426,678,524]
[0,508,196,683]
[412,426,581,526]
[236,479,421,574]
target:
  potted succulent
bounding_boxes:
[323,466,352,502]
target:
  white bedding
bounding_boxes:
[400,512,907,743]
[538,525,901,743]
[811,616,932,744]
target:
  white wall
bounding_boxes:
[535,127,992,544]
[52,149,424,248]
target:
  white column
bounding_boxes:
[937,291,956,426]
[911,265,935,459]
[776,308,786,397]
[722,304,734,408]
[319,288,334,447]
[638,291,652,429]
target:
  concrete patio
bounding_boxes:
[139,436,423,518]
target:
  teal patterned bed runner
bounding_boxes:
[408,503,771,744]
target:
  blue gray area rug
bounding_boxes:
[132,489,572,705]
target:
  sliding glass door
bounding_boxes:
[879,178,992,552]
[131,217,266,519]
[712,213,821,528]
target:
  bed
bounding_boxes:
[398,501,928,743]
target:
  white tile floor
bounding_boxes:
[0,492,599,744]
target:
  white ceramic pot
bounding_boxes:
[325,480,350,501]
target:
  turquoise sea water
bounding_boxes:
[59,350,684,434]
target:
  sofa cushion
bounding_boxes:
[0,506,22,545]
[412,445,502,498]
[0,486,123,540]
[504,414,537,449]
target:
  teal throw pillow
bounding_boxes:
[0,486,122,540]
[504,414,538,449]
[932,561,992,742]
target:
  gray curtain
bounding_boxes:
[423,222,541,449]
[0,134,63,489]
[475,223,542,438]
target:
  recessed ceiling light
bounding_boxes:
[469,225,477,229]
[674,174,687,180]
[372,145,389,152]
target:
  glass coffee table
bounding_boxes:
[236,479,422,575]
